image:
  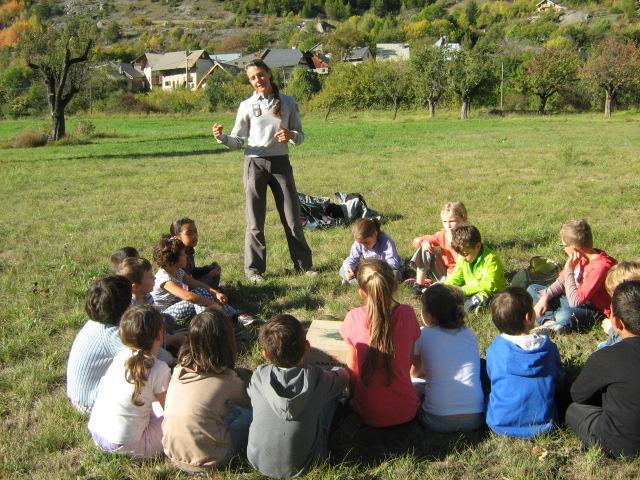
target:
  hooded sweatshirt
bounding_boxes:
[247,363,349,479]
[162,366,250,472]
[486,335,565,438]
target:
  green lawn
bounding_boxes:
[1,111,640,479]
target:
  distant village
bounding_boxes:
[105,30,460,93]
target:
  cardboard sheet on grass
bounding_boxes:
[306,320,348,367]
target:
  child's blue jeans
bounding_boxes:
[527,284,600,332]
[221,405,253,465]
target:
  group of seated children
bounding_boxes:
[66,205,640,478]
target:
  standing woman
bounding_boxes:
[212,60,313,283]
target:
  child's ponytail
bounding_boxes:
[358,259,398,386]
[119,305,163,407]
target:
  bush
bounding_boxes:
[14,129,48,148]
[73,120,96,139]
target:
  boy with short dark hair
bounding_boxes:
[247,314,349,479]
[528,219,616,334]
[66,275,131,413]
[115,257,155,306]
[109,246,139,273]
[567,280,640,457]
[445,224,507,310]
[486,287,566,438]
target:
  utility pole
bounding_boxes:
[500,61,504,110]
[185,49,190,89]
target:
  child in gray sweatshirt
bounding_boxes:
[247,314,349,479]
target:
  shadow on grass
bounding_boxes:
[65,148,226,161]
[490,233,552,252]
[330,416,488,466]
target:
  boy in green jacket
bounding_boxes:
[445,224,507,310]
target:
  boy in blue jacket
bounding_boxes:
[486,287,566,438]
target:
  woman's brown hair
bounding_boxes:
[119,305,164,407]
[357,259,398,386]
[178,308,236,373]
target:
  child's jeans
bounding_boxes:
[220,405,253,466]
[527,284,600,332]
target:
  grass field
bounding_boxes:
[1,111,640,479]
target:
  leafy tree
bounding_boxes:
[580,37,640,117]
[517,47,579,114]
[375,59,412,120]
[448,49,492,119]
[285,67,321,102]
[465,0,479,27]
[309,62,358,120]
[410,44,448,117]
[324,23,366,60]
[104,22,122,43]
[22,20,95,140]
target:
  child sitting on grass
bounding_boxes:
[340,259,420,427]
[340,218,402,285]
[598,262,640,349]
[567,280,640,457]
[529,219,617,335]
[88,305,171,458]
[66,275,131,413]
[163,309,252,473]
[110,246,139,273]
[410,201,467,297]
[445,224,507,310]
[152,236,254,325]
[247,314,349,479]
[411,284,484,433]
[116,257,186,359]
[170,217,222,288]
[486,287,566,439]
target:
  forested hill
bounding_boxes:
[1,0,640,61]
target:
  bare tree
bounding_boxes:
[23,21,94,140]
[581,37,640,118]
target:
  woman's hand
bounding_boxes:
[275,127,294,143]
[212,123,224,139]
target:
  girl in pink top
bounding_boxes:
[339,259,420,427]
[410,201,468,295]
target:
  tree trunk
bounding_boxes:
[392,98,398,120]
[460,99,469,120]
[51,109,65,140]
[604,90,613,118]
[324,102,333,122]
[428,98,435,118]
[538,95,548,115]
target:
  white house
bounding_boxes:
[132,50,215,91]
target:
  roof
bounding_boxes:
[536,0,565,7]
[210,53,241,63]
[344,46,371,61]
[109,61,146,79]
[228,52,262,69]
[136,50,211,71]
[262,48,305,68]
[376,43,410,60]
[434,36,461,50]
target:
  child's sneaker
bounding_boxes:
[237,313,262,327]
[531,320,566,336]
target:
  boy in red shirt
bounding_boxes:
[528,219,616,334]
